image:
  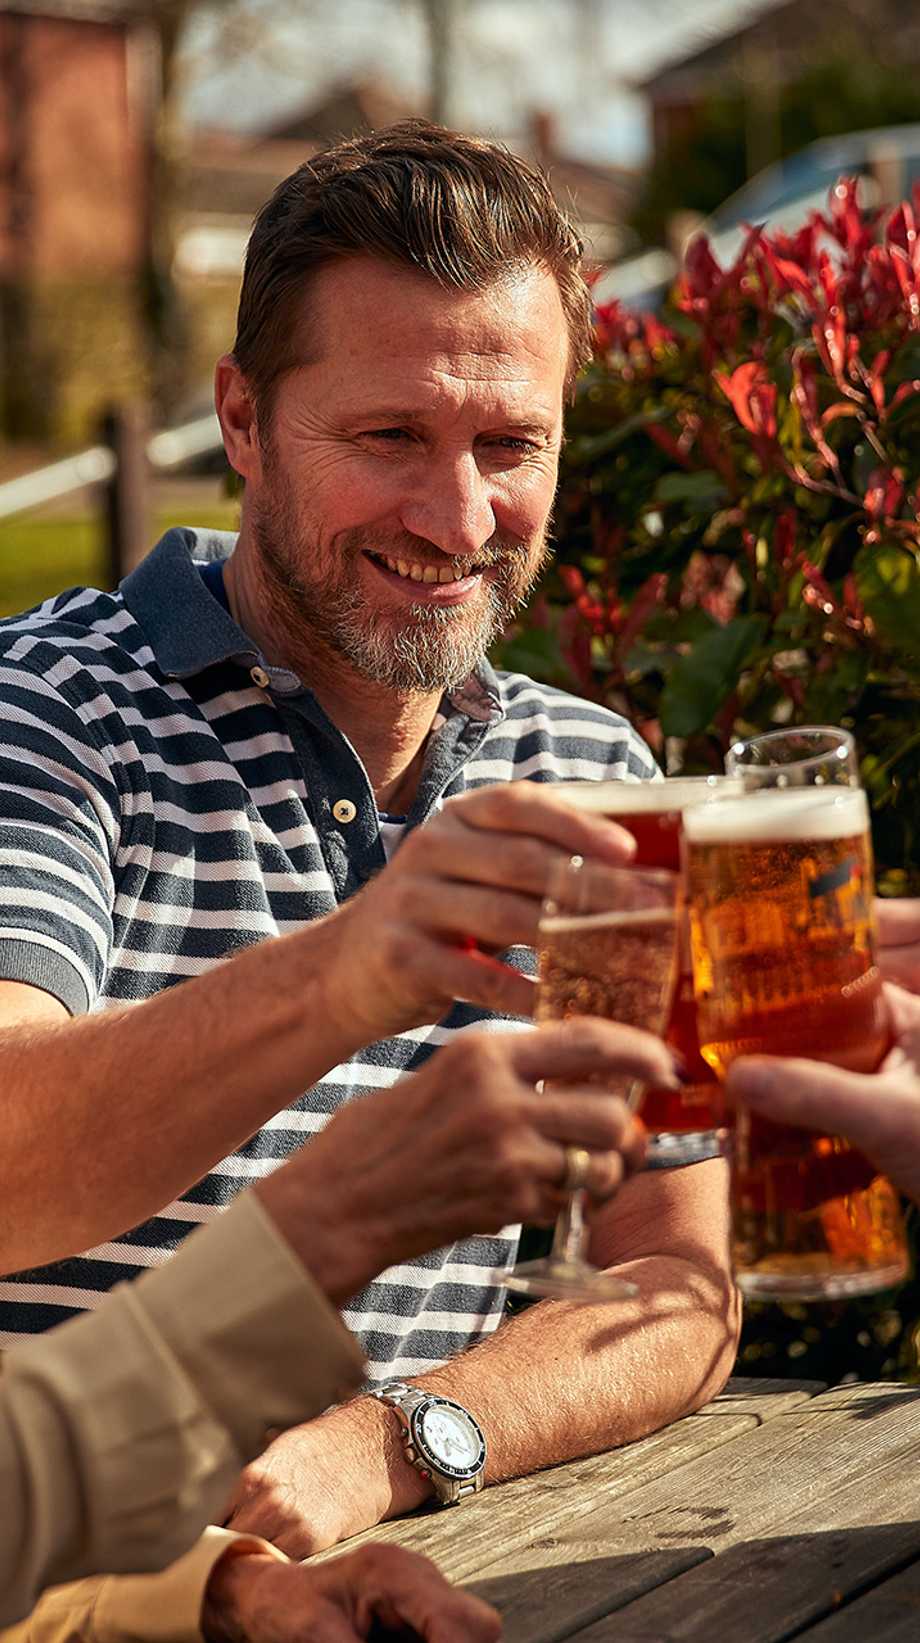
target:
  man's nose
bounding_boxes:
[398,455,496,558]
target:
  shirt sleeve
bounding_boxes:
[0,659,122,1015]
[0,1530,286,1643]
[0,1193,365,1625]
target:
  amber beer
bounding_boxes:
[536,904,679,1062]
[684,786,907,1299]
[551,779,741,1135]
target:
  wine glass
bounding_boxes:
[505,855,681,1303]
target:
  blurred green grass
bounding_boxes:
[0,507,239,618]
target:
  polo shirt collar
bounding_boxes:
[120,526,504,723]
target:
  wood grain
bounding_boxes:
[565,1382,920,1643]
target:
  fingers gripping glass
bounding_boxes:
[505,856,680,1304]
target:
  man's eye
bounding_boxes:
[490,437,540,453]
[364,428,412,442]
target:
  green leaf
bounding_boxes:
[660,615,768,738]
[855,542,920,660]
[654,470,728,510]
[492,627,565,683]
[565,406,672,467]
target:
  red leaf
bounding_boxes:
[863,466,905,520]
[889,379,920,413]
[559,565,586,597]
[616,572,667,659]
[715,362,777,438]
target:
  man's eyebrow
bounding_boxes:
[342,409,555,434]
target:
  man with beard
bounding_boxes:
[0,120,736,1623]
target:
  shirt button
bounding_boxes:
[333,799,357,824]
[250,665,271,689]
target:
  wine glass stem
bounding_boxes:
[551,1189,588,1265]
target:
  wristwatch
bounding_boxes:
[372,1379,486,1505]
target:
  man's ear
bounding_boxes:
[215,356,263,482]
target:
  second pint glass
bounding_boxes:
[683,785,907,1299]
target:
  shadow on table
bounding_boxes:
[462,1521,920,1643]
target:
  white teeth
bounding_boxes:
[377,554,479,584]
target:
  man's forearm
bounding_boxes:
[0,913,363,1273]
[358,1249,740,1518]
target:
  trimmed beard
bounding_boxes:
[250,487,550,695]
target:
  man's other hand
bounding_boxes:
[876,897,920,994]
[202,1542,501,1643]
[728,983,920,1204]
[319,781,639,1041]
[254,1016,673,1308]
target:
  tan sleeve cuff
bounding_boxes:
[132,1190,366,1462]
[92,1530,286,1643]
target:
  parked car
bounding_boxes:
[596,124,920,309]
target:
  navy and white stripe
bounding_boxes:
[0,528,658,1375]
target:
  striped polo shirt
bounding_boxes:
[0,527,658,1376]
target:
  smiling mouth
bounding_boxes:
[366,551,486,585]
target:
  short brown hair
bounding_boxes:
[233,120,592,415]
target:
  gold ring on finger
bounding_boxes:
[562,1144,592,1194]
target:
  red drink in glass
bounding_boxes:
[552,778,741,1147]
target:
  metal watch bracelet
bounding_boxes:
[372,1379,485,1506]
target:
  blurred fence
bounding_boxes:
[0,408,225,584]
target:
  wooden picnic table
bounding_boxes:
[331,1377,920,1640]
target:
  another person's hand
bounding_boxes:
[255,1017,673,1308]
[202,1541,501,1643]
[319,781,639,1040]
[727,983,920,1204]
[876,896,920,994]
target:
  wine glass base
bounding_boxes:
[504,1258,638,1303]
[645,1130,729,1168]
[736,1258,908,1302]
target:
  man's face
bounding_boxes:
[245,254,569,693]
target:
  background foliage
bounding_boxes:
[631,54,920,250]
[501,181,920,1378]
[502,177,920,896]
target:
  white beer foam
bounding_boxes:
[542,907,678,932]
[552,776,744,814]
[682,785,868,844]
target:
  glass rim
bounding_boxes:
[726,724,856,773]
[550,775,745,815]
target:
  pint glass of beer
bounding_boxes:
[551,777,743,1163]
[683,782,907,1299]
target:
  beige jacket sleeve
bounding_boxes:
[1,1530,287,1643]
[0,1192,365,1627]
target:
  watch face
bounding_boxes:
[413,1398,485,1479]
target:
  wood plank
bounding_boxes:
[805,1557,920,1641]
[556,1383,920,1643]
[470,1544,711,1643]
[311,1377,824,1595]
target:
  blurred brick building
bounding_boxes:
[0,0,156,441]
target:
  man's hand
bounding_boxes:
[876,897,920,993]
[318,781,639,1041]
[728,983,920,1204]
[255,1016,674,1307]
[202,1542,500,1643]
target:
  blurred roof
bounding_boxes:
[634,0,920,98]
[179,85,636,269]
